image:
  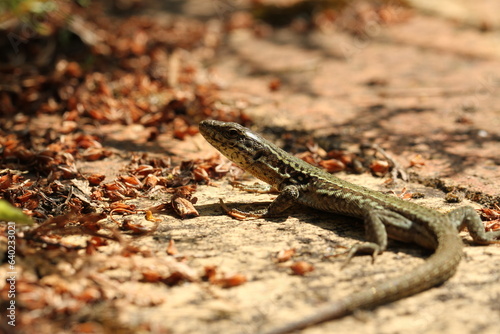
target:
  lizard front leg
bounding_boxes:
[220,185,300,219]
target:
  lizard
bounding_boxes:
[198,119,500,334]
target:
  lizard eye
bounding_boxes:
[226,128,239,139]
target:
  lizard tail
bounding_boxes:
[262,231,463,334]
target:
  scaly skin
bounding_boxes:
[199,120,500,334]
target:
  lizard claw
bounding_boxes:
[341,242,382,269]
[219,199,267,220]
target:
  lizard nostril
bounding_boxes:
[252,150,264,161]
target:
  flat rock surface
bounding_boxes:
[1,2,499,334]
[164,2,500,334]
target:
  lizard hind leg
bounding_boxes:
[447,206,500,244]
[343,242,384,268]
[342,209,416,267]
[342,209,395,267]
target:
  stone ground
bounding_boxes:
[2,1,500,334]
[159,1,500,334]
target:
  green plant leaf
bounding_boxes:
[0,199,34,225]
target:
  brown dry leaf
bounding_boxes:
[110,202,137,211]
[409,154,427,167]
[290,261,315,276]
[167,239,178,255]
[120,220,152,235]
[141,269,163,283]
[172,197,199,219]
[193,165,210,182]
[327,150,354,166]
[215,273,247,288]
[276,248,296,263]
[0,174,13,189]
[82,147,110,161]
[87,174,106,186]
[485,220,500,232]
[478,207,500,232]
[203,265,218,283]
[297,151,319,166]
[145,210,161,222]
[119,175,142,188]
[319,159,346,173]
[143,174,160,188]
[269,77,281,91]
[203,265,247,288]
[370,160,390,175]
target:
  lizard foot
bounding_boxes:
[219,199,267,220]
[342,242,383,268]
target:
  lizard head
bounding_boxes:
[199,120,319,188]
[199,120,268,170]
